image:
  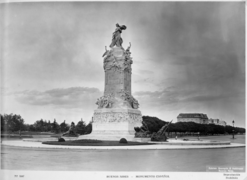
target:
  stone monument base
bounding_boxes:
[78,108,150,142]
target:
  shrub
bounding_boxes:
[58,137,65,142]
[119,138,128,143]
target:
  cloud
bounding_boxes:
[134,85,244,124]
[15,85,242,114]
[14,87,102,109]
[134,87,180,112]
[134,84,244,111]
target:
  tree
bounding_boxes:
[3,114,25,132]
[1,114,5,133]
[142,116,167,132]
[29,124,36,132]
[85,121,93,134]
[33,119,45,132]
[47,120,52,132]
[51,119,60,134]
[75,119,87,135]
[22,123,29,131]
[60,120,69,133]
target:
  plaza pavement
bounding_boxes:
[1,140,245,150]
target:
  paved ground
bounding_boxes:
[1,140,245,150]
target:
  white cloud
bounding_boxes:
[15,87,102,109]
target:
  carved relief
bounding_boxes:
[93,112,142,123]
[103,43,133,73]
[124,42,132,59]
[123,59,132,73]
[104,58,123,72]
[96,93,114,108]
[102,46,112,59]
[119,90,139,109]
[123,42,133,73]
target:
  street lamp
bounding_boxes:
[232,120,235,139]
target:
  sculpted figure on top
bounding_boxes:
[109,23,127,48]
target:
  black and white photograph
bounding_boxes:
[0,1,245,180]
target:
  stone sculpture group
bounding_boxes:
[62,122,78,137]
[134,120,173,142]
[92,24,142,126]
[77,23,151,141]
[77,23,143,141]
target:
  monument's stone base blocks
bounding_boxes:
[93,108,142,123]
[78,108,143,141]
[93,108,142,134]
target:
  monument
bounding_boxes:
[78,24,143,141]
[62,122,78,137]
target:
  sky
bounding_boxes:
[0,1,245,127]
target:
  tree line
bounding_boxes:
[1,114,245,136]
[143,116,245,136]
[1,114,92,135]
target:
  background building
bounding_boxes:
[177,114,227,126]
[177,113,209,124]
[218,121,227,126]
[208,118,219,124]
[208,118,227,126]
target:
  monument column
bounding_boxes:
[78,24,142,141]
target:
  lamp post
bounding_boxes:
[232,120,235,139]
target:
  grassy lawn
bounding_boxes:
[42,139,155,146]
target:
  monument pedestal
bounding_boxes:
[78,108,145,141]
